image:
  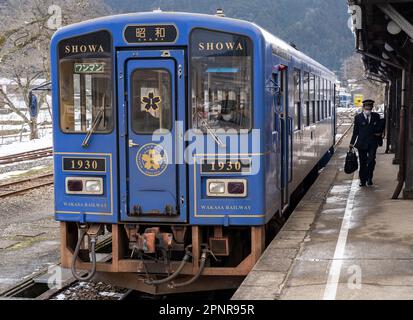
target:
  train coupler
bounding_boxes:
[128,227,173,254]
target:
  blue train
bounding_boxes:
[49,11,336,293]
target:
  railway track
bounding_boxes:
[0,173,54,198]
[0,147,53,166]
[335,111,355,147]
[0,237,115,300]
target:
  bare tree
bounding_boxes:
[340,54,385,106]
[0,0,112,140]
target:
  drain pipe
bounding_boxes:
[392,69,407,199]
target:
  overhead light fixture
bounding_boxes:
[387,20,401,35]
[382,52,389,59]
[384,42,394,51]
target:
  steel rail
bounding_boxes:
[0,173,54,198]
[0,148,53,165]
[0,237,113,299]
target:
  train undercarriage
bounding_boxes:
[61,221,279,294]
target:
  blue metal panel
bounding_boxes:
[54,152,116,223]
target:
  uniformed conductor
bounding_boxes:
[349,100,384,187]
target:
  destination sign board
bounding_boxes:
[124,25,178,44]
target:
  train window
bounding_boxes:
[303,72,310,127]
[324,81,327,117]
[320,79,325,120]
[310,74,315,124]
[319,79,323,120]
[130,69,172,134]
[58,31,113,133]
[190,29,252,131]
[293,69,301,131]
[326,81,330,117]
[329,81,333,117]
[316,76,320,121]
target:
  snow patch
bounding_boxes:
[0,133,53,157]
[0,165,49,182]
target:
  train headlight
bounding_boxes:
[67,179,83,192]
[208,181,225,195]
[85,179,103,194]
[206,179,247,197]
[228,181,245,195]
[65,177,103,195]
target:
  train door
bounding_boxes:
[278,66,290,211]
[117,50,187,223]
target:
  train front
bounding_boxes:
[50,12,270,294]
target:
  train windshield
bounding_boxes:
[58,31,113,133]
[190,29,252,131]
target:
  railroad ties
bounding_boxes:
[0,147,53,166]
[0,174,54,198]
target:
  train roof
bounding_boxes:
[53,11,334,76]
[258,27,334,77]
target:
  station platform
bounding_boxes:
[233,133,413,300]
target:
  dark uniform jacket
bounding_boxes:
[350,112,384,150]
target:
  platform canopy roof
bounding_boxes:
[348,0,413,80]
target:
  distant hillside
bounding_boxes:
[104,0,354,71]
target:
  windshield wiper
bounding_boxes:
[196,113,226,148]
[82,107,105,148]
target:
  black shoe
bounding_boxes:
[367,180,373,186]
[359,182,366,187]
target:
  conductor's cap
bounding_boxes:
[362,99,375,106]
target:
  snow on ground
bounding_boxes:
[0,132,53,157]
[0,165,49,182]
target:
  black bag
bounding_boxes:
[344,149,358,174]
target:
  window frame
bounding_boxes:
[316,75,320,122]
[324,79,328,119]
[320,78,325,120]
[293,68,301,131]
[303,71,310,127]
[310,73,316,124]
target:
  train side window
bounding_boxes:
[131,69,172,134]
[320,78,324,120]
[323,79,327,119]
[326,81,330,117]
[316,76,320,122]
[328,81,332,117]
[293,68,301,131]
[323,80,326,118]
[303,71,309,127]
[324,80,328,118]
[310,74,315,124]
